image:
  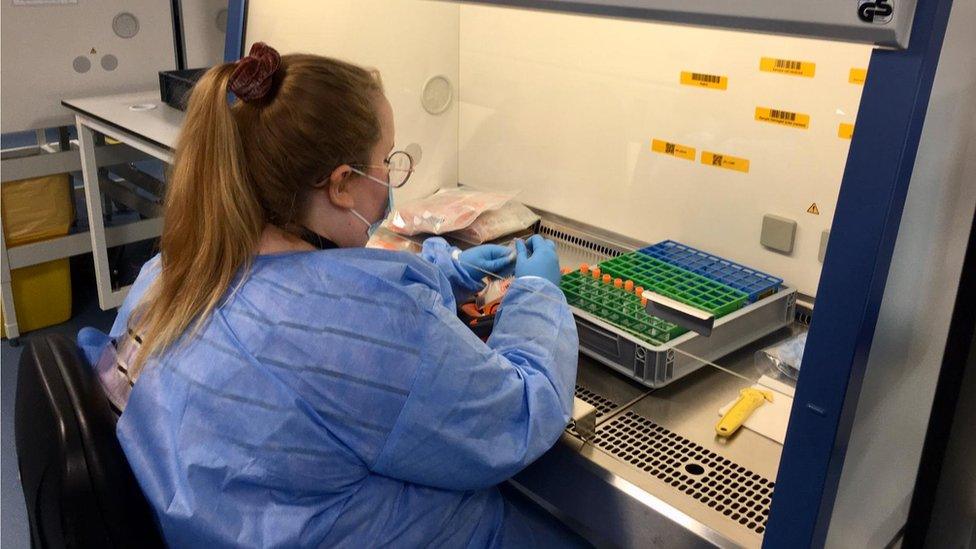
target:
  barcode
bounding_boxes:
[691,72,721,84]
[665,143,676,154]
[774,59,803,71]
[711,154,724,166]
[770,109,797,121]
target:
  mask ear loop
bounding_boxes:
[349,209,373,228]
[344,167,395,238]
[348,167,392,188]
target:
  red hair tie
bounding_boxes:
[229,42,281,102]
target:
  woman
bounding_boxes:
[79,43,580,547]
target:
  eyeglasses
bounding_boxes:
[350,150,414,188]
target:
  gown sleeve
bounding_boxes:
[370,275,579,490]
[77,255,161,365]
[419,237,485,304]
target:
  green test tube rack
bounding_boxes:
[559,252,749,346]
[560,271,685,345]
[598,253,748,317]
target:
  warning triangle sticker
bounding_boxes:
[807,203,820,215]
[90,48,97,54]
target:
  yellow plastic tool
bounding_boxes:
[715,388,774,437]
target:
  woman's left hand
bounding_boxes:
[458,244,516,280]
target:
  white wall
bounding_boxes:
[0,0,176,133]
[825,0,976,545]
[182,0,228,69]
[245,0,459,203]
[245,2,872,297]
[457,4,871,296]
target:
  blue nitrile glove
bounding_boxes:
[514,235,561,286]
[458,244,517,280]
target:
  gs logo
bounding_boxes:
[858,0,894,23]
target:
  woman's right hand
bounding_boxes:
[514,235,562,285]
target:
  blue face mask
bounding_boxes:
[349,171,395,238]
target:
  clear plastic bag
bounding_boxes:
[365,226,423,253]
[475,276,514,312]
[389,187,516,236]
[448,201,540,245]
[754,331,807,383]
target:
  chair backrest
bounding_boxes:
[15,334,164,548]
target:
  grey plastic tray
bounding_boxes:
[571,288,796,388]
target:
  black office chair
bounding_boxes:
[15,334,164,548]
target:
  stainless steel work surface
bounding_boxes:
[583,328,795,543]
[518,325,803,548]
[583,353,782,542]
[575,358,650,420]
[619,327,792,481]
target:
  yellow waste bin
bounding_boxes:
[1,173,74,337]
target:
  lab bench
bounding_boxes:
[514,328,801,548]
[2,91,181,342]
[0,118,164,340]
[60,91,181,311]
[508,210,805,548]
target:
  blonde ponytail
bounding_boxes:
[129,53,384,374]
[131,64,263,373]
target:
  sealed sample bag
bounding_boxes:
[449,201,540,245]
[389,187,515,236]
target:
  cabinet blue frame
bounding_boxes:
[223,0,954,545]
[769,0,953,545]
[223,0,248,63]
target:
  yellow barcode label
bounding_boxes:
[849,68,868,84]
[701,151,749,173]
[755,107,810,129]
[760,57,816,77]
[651,139,695,161]
[838,123,854,139]
[680,71,728,90]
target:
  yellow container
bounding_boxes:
[1,259,72,337]
[1,173,74,336]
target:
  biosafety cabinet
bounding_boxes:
[229,1,974,547]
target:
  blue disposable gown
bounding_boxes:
[82,238,579,547]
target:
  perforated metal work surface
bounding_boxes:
[534,212,783,543]
[593,410,774,535]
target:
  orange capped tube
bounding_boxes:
[613,278,623,289]
[641,297,648,307]
[624,280,634,292]
[602,274,611,284]
[592,267,601,279]
[580,263,590,275]
[635,286,644,297]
